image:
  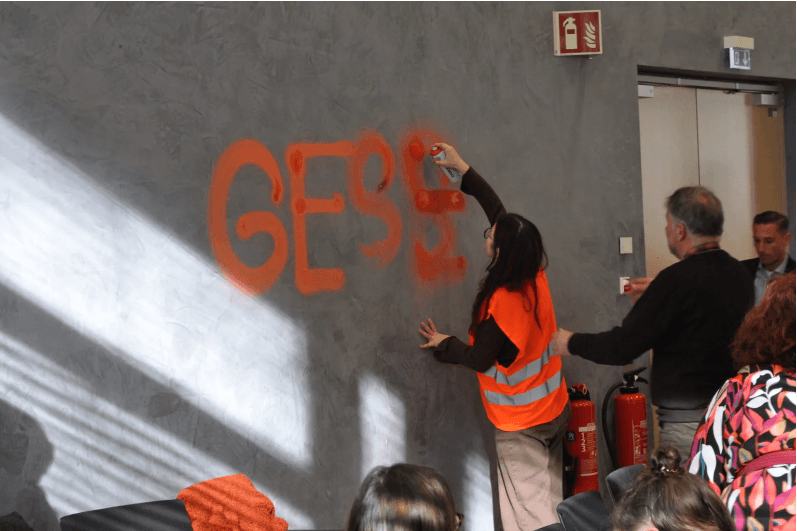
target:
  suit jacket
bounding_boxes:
[740,255,796,278]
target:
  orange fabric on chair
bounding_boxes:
[177,474,289,531]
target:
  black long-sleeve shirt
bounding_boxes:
[433,167,520,372]
[568,249,753,421]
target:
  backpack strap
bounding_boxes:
[736,449,796,478]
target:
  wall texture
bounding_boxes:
[0,3,793,529]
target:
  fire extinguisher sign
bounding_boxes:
[553,10,603,56]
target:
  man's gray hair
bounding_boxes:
[665,186,724,237]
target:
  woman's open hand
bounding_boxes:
[431,143,470,175]
[419,318,451,349]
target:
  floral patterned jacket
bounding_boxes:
[688,363,795,531]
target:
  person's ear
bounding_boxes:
[676,222,687,241]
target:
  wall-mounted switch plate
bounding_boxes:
[619,237,633,254]
[620,277,630,294]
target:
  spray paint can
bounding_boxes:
[430,147,462,183]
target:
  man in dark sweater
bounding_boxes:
[551,186,753,459]
[741,211,795,306]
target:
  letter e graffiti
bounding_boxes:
[287,141,354,295]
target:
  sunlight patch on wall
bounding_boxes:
[0,114,310,467]
[0,114,314,507]
[358,373,406,479]
[464,452,494,531]
[0,333,308,524]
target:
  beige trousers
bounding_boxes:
[494,402,572,531]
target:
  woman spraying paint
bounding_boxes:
[417,143,571,531]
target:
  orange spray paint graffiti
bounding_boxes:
[347,131,402,267]
[399,128,467,286]
[208,127,468,295]
[287,141,353,295]
[208,139,288,295]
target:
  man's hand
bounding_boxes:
[624,277,653,303]
[551,329,574,357]
[419,318,451,349]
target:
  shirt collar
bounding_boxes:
[682,241,720,260]
[759,255,790,275]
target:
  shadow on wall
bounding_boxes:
[0,84,492,525]
[0,280,319,521]
[0,114,496,528]
[0,5,496,526]
[0,398,59,531]
[0,276,489,528]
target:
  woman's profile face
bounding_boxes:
[486,223,497,258]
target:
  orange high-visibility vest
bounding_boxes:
[474,271,568,431]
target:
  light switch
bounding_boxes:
[620,277,630,294]
[619,237,633,254]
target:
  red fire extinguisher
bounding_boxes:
[602,367,649,470]
[564,384,599,495]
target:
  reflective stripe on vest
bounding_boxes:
[481,343,552,387]
[483,370,562,407]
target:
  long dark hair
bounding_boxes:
[469,213,548,334]
[610,446,734,531]
[344,463,459,531]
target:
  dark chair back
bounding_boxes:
[605,464,645,507]
[0,512,34,531]
[556,490,610,531]
[59,499,193,531]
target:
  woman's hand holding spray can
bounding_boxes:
[430,145,463,183]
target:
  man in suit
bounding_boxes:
[741,211,795,306]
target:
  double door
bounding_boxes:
[639,84,786,277]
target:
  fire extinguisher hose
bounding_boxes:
[601,382,624,471]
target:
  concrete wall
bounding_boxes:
[0,2,793,529]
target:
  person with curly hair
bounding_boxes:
[688,271,796,531]
[611,445,734,531]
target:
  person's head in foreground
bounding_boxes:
[610,446,734,531]
[345,463,462,531]
[732,270,795,370]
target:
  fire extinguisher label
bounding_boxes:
[633,419,648,464]
[565,396,599,493]
[579,423,598,476]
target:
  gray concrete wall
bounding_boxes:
[0,2,793,529]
